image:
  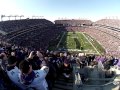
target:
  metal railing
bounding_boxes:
[73,64,120,90]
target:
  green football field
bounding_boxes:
[56,32,105,55]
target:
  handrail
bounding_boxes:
[73,64,83,90]
[73,64,120,90]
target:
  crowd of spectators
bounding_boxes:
[0,19,53,33]
[0,43,74,90]
[61,19,120,57]
[82,26,120,56]
[0,43,120,90]
[0,19,65,50]
[0,18,120,89]
[65,26,86,31]
[6,25,63,50]
[94,19,120,29]
[55,19,92,26]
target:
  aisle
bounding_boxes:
[52,74,73,90]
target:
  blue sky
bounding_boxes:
[0,0,120,21]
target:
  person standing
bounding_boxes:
[6,55,26,90]
[19,51,49,90]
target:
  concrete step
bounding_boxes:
[57,78,73,83]
[52,88,63,90]
[54,84,72,90]
[52,74,73,90]
[55,80,73,86]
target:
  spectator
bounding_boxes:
[62,58,72,81]
[6,55,26,89]
[45,56,56,90]
[27,51,42,70]
[19,59,49,90]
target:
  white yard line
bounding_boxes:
[56,32,66,48]
[85,33,106,53]
[82,33,101,55]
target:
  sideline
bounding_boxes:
[82,33,100,55]
[56,31,66,48]
[84,33,106,53]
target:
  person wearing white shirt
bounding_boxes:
[6,56,26,90]
[19,59,49,90]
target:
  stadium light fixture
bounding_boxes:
[32,15,35,19]
[8,15,11,20]
[14,15,18,20]
[20,15,24,20]
[1,15,5,21]
[9,15,14,20]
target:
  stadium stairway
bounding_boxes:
[52,74,73,90]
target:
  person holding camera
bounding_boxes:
[19,51,49,90]
[6,53,26,89]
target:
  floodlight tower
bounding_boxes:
[8,15,11,20]
[38,16,41,19]
[20,15,24,20]
[40,16,44,19]
[32,15,35,19]
[14,15,18,20]
[1,15,5,21]
[9,15,14,20]
[35,16,39,19]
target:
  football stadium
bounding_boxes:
[0,0,120,90]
